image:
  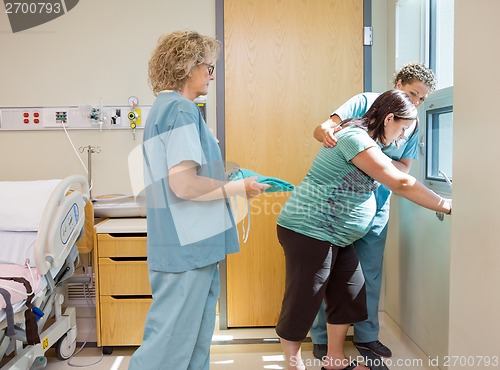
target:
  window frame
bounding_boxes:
[419,86,453,197]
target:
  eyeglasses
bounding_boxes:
[201,63,215,75]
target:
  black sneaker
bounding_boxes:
[312,343,327,359]
[353,340,392,358]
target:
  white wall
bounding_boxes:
[0,0,216,196]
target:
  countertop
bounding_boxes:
[94,218,147,234]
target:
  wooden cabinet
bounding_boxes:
[93,218,150,350]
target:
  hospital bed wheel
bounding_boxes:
[55,333,77,360]
[102,346,113,355]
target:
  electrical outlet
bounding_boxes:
[0,108,43,130]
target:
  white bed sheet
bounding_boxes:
[0,230,37,267]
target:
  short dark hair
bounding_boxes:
[393,62,437,92]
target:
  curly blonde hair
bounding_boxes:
[148,30,221,95]
[392,62,437,92]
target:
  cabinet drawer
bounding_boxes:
[98,258,151,295]
[97,234,147,258]
[99,296,152,346]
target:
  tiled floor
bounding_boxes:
[37,313,437,369]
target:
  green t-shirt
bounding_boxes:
[277,127,380,246]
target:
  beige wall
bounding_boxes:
[449,1,500,367]
[380,1,500,368]
[0,0,216,195]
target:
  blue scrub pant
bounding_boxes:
[128,263,219,370]
[310,186,391,344]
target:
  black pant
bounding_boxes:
[275,225,367,342]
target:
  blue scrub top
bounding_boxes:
[142,91,239,273]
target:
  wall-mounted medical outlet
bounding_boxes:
[0,108,43,130]
[43,107,83,128]
[127,108,141,129]
[55,111,68,124]
[0,105,150,131]
[85,106,124,128]
[194,96,207,121]
[110,109,123,126]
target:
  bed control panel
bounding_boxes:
[60,203,81,244]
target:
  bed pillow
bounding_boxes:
[0,179,61,232]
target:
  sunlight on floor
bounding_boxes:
[109,356,124,370]
[39,313,439,370]
[212,334,235,342]
[212,359,235,365]
[262,354,286,362]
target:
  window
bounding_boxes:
[429,0,454,89]
[421,87,453,197]
[423,0,454,196]
[396,0,454,196]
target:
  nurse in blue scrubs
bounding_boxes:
[310,63,437,360]
[128,30,269,370]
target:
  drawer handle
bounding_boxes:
[110,295,152,299]
[109,257,147,262]
[108,233,147,238]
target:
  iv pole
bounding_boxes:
[79,145,101,199]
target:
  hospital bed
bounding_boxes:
[0,175,89,370]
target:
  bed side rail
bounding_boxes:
[34,175,90,275]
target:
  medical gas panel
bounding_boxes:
[0,97,206,131]
[0,105,150,131]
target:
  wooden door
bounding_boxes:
[223,0,364,327]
